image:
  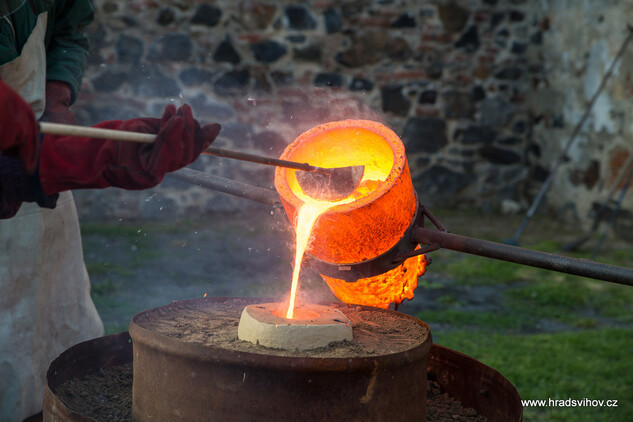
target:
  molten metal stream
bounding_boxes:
[286,175,368,318]
[286,200,339,318]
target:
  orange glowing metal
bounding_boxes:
[286,201,340,319]
[275,120,424,309]
[322,253,428,309]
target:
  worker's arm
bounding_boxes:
[0,104,220,218]
[0,80,40,173]
[0,80,57,218]
[44,0,94,105]
[43,0,94,123]
[39,105,221,194]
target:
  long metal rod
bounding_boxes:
[413,227,633,286]
[508,25,633,245]
[40,122,328,174]
[203,147,326,173]
[169,167,280,206]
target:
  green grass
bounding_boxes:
[430,253,523,285]
[416,220,633,422]
[434,328,633,422]
[79,211,633,421]
[507,277,633,324]
[417,309,528,331]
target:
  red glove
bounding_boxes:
[39,104,221,194]
[41,80,76,124]
[0,80,40,173]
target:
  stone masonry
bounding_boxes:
[69,0,633,237]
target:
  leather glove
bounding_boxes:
[0,79,40,173]
[39,104,221,194]
[41,80,76,124]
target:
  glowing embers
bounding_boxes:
[323,253,428,309]
[238,303,352,351]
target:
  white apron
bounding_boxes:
[0,12,103,421]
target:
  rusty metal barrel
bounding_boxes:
[43,298,523,422]
[129,298,432,422]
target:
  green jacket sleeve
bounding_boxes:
[45,0,94,104]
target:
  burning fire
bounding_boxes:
[276,120,426,312]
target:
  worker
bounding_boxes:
[0,1,220,420]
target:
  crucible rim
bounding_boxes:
[274,119,407,212]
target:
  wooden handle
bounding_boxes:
[40,122,156,143]
[39,122,327,174]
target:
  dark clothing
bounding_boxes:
[0,154,57,219]
[0,0,93,217]
[0,0,94,103]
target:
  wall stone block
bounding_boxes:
[293,44,322,62]
[156,7,175,26]
[443,90,475,119]
[414,165,475,206]
[213,69,251,95]
[457,125,496,145]
[455,25,480,52]
[314,72,343,87]
[381,85,410,116]
[148,33,194,62]
[128,67,180,97]
[323,8,343,33]
[498,136,522,145]
[335,32,383,67]
[511,41,527,54]
[479,96,512,126]
[478,145,521,165]
[179,68,215,87]
[250,40,288,63]
[191,4,222,27]
[116,34,143,64]
[419,90,438,104]
[391,12,416,28]
[238,2,277,30]
[402,117,448,154]
[188,94,235,121]
[213,36,241,64]
[284,5,317,30]
[438,2,470,33]
[349,77,373,92]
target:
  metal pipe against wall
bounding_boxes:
[169,167,281,206]
[413,227,633,287]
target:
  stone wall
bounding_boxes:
[529,0,633,234]
[70,0,631,233]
